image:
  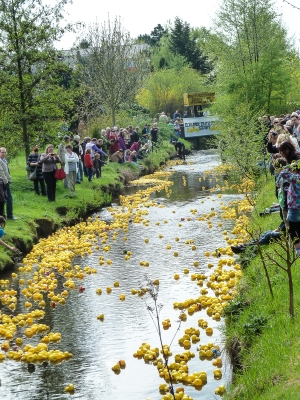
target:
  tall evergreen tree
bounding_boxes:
[169,17,211,74]
[137,24,167,47]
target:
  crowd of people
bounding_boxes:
[24,122,163,203]
[0,116,185,214]
[0,112,187,254]
[232,111,300,255]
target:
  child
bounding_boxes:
[84,148,93,182]
[125,149,132,162]
[93,153,102,178]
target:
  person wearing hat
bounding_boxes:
[58,135,70,188]
[72,135,83,183]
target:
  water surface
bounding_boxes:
[0,151,239,400]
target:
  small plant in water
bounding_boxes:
[140,275,181,399]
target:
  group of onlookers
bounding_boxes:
[23,122,160,204]
[0,113,187,255]
[264,111,300,255]
[0,112,185,223]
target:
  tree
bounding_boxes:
[136,66,207,116]
[210,0,293,114]
[151,35,189,71]
[0,0,75,158]
[77,17,150,126]
[169,17,212,74]
[137,24,167,47]
[213,101,268,180]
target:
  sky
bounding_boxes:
[54,0,300,50]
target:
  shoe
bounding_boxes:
[231,245,247,254]
[259,212,270,217]
[7,216,18,220]
[76,181,81,184]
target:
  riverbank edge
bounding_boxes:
[223,176,300,400]
[0,149,182,272]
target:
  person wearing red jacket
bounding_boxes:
[84,148,93,182]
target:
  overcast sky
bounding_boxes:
[54,0,300,49]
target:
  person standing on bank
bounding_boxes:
[40,144,61,202]
[84,148,93,182]
[27,146,47,196]
[58,135,70,188]
[72,135,83,184]
[150,123,159,150]
[173,109,181,120]
[0,147,17,220]
[93,153,102,178]
[64,145,79,194]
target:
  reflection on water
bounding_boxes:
[0,151,239,400]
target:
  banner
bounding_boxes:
[183,117,219,138]
[183,92,215,106]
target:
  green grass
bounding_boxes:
[0,138,181,270]
[224,176,300,400]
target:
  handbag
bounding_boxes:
[54,168,66,180]
[27,155,40,180]
[28,168,37,181]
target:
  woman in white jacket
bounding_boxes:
[64,145,79,194]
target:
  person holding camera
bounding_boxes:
[40,144,61,202]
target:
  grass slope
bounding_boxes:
[224,176,300,400]
[0,133,187,270]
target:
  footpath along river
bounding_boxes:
[0,150,245,400]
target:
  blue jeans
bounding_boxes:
[76,160,83,182]
[86,168,93,182]
[5,182,13,218]
[287,208,300,222]
[249,230,281,245]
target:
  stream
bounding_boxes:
[0,150,242,400]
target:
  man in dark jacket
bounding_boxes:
[172,140,185,160]
[27,146,47,195]
[80,137,89,177]
[129,127,140,146]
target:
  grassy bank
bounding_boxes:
[1,133,190,270]
[224,176,300,400]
